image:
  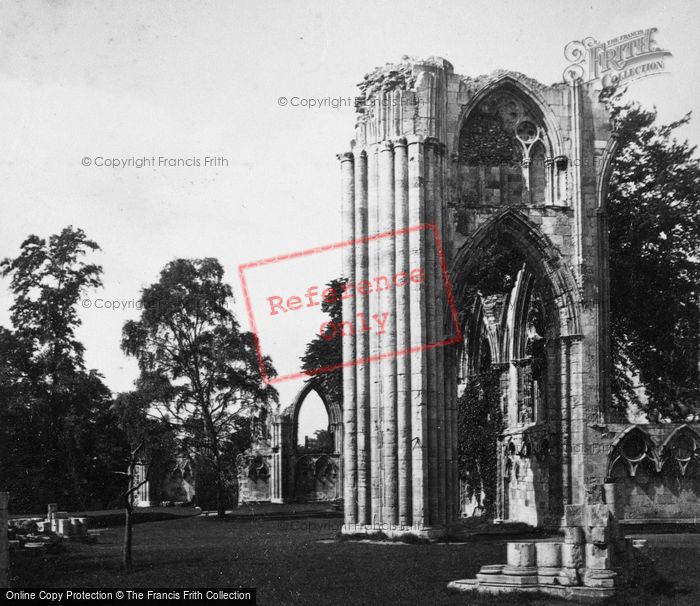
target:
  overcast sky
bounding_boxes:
[1,0,698,432]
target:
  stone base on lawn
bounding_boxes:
[341,523,445,540]
[448,504,659,603]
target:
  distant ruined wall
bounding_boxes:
[239,381,343,505]
[237,448,272,504]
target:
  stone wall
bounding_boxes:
[337,56,700,534]
[604,423,700,523]
[237,449,272,504]
[338,57,619,534]
[134,458,197,508]
[0,493,8,587]
[293,454,340,502]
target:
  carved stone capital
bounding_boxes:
[406,134,424,146]
[336,151,354,163]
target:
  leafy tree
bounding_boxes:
[300,278,345,406]
[299,428,333,454]
[121,258,278,517]
[0,227,124,510]
[112,391,177,570]
[607,101,700,419]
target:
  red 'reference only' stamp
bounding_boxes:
[238,224,461,385]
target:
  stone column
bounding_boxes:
[270,421,283,503]
[0,493,8,587]
[378,141,398,524]
[339,151,357,525]
[544,157,555,206]
[536,542,562,584]
[354,149,370,525]
[570,80,583,270]
[367,144,382,522]
[568,337,585,506]
[279,420,294,502]
[424,138,439,525]
[504,542,537,581]
[522,158,531,203]
[559,336,572,507]
[408,136,429,529]
[446,346,458,522]
[434,142,448,524]
[134,462,151,506]
[394,137,412,526]
[334,422,345,501]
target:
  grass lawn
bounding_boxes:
[9,513,700,605]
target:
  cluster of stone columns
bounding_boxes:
[339,135,459,534]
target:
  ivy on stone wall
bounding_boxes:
[457,367,504,518]
[458,112,521,166]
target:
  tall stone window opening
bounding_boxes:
[458,90,550,206]
[296,389,333,454]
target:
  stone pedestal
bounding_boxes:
[536,542,561,584]
[449,503,654,601]
[503,542,537,580]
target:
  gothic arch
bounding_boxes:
[451,208,581,338]
[660,424,700,477]
[463,294,508,375]
[505,267,536,361]
[453,74,564,160]
[607,426,661,478]
[596,134,620,209]
[289,379,342,452]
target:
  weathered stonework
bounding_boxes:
[134,458,196,508]
[449,503,658,601]
[330,56,699,546]
[338,57,618,535]
[239,380,343,504]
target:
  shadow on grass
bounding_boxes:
[612,576,693,605]
[85,509,201,528]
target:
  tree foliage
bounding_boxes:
[300,278,345,406]
[121,257,278,516]
[607,101,700,419]
[0,227,126,512]
[298,428,333,454]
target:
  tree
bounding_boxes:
[121,258,278,517]
[0,226,124,510]
[607,100,700,419]
[299,428,333,454]
[112,391,176,570]
[300,278,345,405]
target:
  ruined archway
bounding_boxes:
[265,379,343,503]
[290,380,342,454]
[451,209,582,526]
